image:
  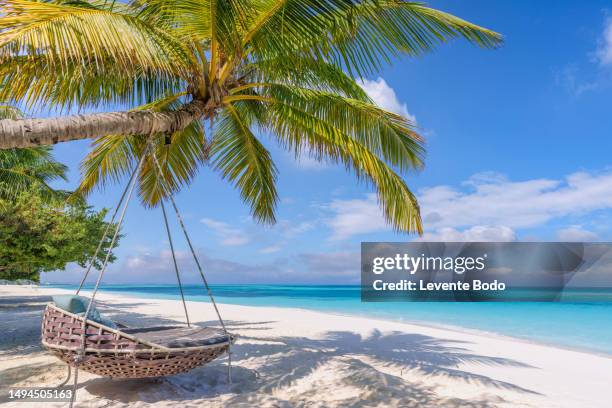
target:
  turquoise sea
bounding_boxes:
[50,284,612,356]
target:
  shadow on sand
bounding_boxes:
[1,293,540,407]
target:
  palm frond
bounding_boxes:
[78,93,207,206]
[138,120,207,206]
[239,55,371,100]
[0,0,195,79]
[0,145,69,201]
[211,103,278,223]
[131,0,210,36]
[0,0,503,237]
[77,133,137,197]
[0,104,24,119]
[243,0,502,77]
[0,55,182,111]
[246,83,424,173]
[264,98,422,233]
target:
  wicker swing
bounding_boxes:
[41,303,231,378]
[41,146,233,405]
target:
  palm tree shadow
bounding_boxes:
[2,294,543,406]
[83,321,541,407]
[0,295,52,357]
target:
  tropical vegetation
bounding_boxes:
[0,146,70,201]
[0,189,118,282]
[0,106,70,201]
[0,0,502,234]
[0,104,117,282]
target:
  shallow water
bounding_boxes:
[49,284,612,355]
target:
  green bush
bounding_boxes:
[0,191,119,282]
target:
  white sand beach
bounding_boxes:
[1,285,611,408]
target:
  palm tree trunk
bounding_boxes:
[0,99,207,149]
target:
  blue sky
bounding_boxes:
[42,0,612,284]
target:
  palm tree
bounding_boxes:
[0,0,501,233]
[0,106,68,201]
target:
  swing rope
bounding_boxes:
[75,156,140,295]
[160,199,191,327]
[150,153,232,383]
[67,138,232,407]
[69,141,152,408]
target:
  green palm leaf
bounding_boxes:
[0,55,182,111]
[264,97,422,233]
[0,104,24,119]
[78,94,207,206]
[0,143,69,201]
[234,83,424,173]
[0,0,503,236]
[138,120,207,206]
[234,0,502,77]
[211,104,278,223]
[241,55,371,100]
[0,0,195,78]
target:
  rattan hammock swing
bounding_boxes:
[41,144,234,406]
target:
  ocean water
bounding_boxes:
[49,284,612,356]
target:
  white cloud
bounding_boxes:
[358,77,416,123]
[596,17,612,66]
[419,171,612,230]
[556,16,612,95]
[200,218,250,246]
[259,245,282,254]
[555,65,600,95]
[44,249,290,284]
[199,217,314,251]
[419,226,516,242]
[326,169,612,240]
[256,220,315,252]
[124,249,190,273]
[557,226,599,242]
[44,250,197,285]
[277,220,315,237]
[327,194,386,240]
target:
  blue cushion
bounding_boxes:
[52,295,117,329]
[52,295,89,314]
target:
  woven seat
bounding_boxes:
[122,326,231,347]
[41,304,232,378]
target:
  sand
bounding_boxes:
[1,285,611,407]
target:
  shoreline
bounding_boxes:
[2,285,612,407]
[39,283,612,359]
